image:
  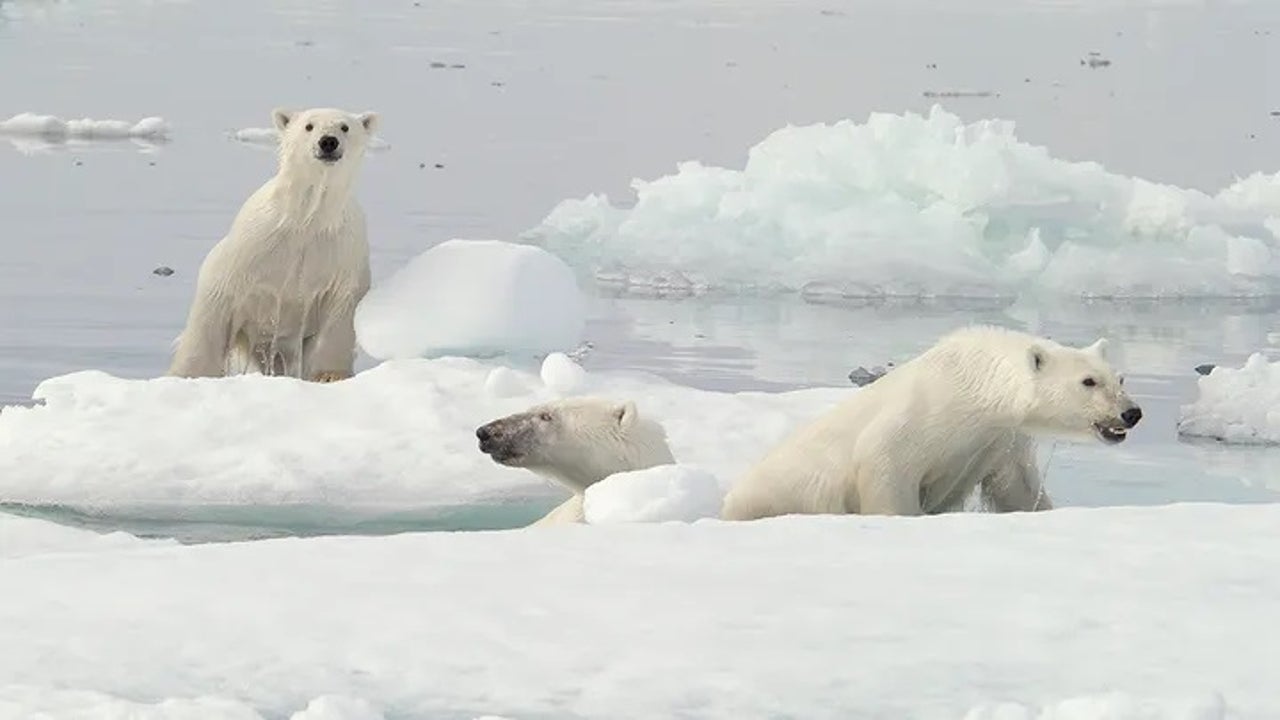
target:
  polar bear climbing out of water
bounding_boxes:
[721,325,1143,520]
[168,107,379,382]
[476,397,676,525]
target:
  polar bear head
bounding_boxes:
[271,107,378,176]
[1024,337,1143,444]
[475,397,676,492]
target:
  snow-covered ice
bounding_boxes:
[523,105,1280,301]
[0,503,1274,718]
[0,112,170,142]
[0,513,171,559]
[0,358,844,514]
[1178,352,1280,445]
[355,240,586,360]
[232,126,390,152]
[583,464,724,524]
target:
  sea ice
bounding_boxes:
[0,513,172,559]
[0,359,845,515]
[1177,352,1280,445]
[522,105,1280,301]
[0,503,1273,718]
[583,464,724,524]
[355,239,587,360]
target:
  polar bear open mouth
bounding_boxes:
[1093,422,1128,444]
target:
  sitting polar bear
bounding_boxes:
[721,325,1143,520]
[169,107,379,382]
[475,397,675,525]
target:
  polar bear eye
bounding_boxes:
[538,412,553,422]
[340,123,349,133]
[304,123,314,132]
[1082,377,1097,388]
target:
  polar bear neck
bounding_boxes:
[268,168,358,229]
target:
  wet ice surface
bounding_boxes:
[2,0,1280,541]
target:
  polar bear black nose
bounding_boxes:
[318,135,340,154]
[1121,406,1142,428]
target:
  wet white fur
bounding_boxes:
[168,107,379,380]
[520,397,675,526]
[721,325,1136,520]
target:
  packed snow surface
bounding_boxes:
[0,358,843,513]
[0,504,1273,718]
[0,513,171,559]
[1178,352,1280,445]
[0,113,170,141]
[583,464,724,523]
[355,240,586,360]
[523,105,1280,300]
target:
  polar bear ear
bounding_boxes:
[357,111,379,135]
[272,108,297,132]
[1028,345,1047,372]
[1083,338,1109,359]
[615,401,638,429]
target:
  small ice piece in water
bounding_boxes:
[483,366,530,398]
[540,352,586,395]
[584,464,724,524]
[0,113,170,142]
[355,239,586,360]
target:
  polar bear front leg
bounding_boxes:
[850,454,925,516]
[168,297,232,378]
[303,300,359,383]
[979,434,1054,512]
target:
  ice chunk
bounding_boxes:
[583,464,724,524]
[0,112,171,142]
[522,105,1280,301]
[539,351,587,395]
[1178,352,1280,444]
[355,240,586,360]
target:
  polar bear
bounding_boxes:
[721,325,1143,520]
[475,397,676,526]
[168,107,379,381]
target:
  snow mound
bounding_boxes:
[1177,353,1280,444]
[583,464,724,524]
[289,696,384,720]
[0,504,1272,717]
[355,240,586,360]
[540,351,587,395]
[232,126,390,151]
[0,513,170,559]
[0,360,845,516]
[964,691,1226,720]
[0,113,170,142]
[522,105,1280,301]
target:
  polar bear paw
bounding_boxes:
[310,371,350,384]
